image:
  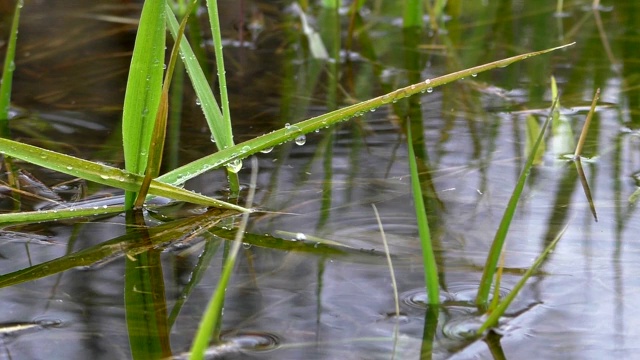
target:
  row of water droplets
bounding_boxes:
[178,74,487,178]
[214,122,308,174]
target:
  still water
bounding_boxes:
[0,0,639,359]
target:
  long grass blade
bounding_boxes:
[164,4,225,148]
[204,0,240,189]
[0,0,22,122]
[159,44,575,187]
[574,88,600,159]
[121,0,165,209]
[135,1,197,208]
[407,124,439,304]
[372,204,400,359]
[204,0,234,152]
[476,224,569,334]
[0,205,125,226]
[476,99,558,306]
[189,157,258,360]
[0,137,247,211]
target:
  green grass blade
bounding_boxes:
[168,233,221,327]
[164,4,225,148]
[203,0,240,189]
[136,1,196,207]
[0,137,247,211]
[159,44,575,186]
[0,205,125,226]
[403,0,423,28]
[407,124,439,304]
[476,99,557,306]
[525,114,545,165]
[476,224,569,334]
[189,158,258,360]
[574,88,600,158]
[204,0,233,149]
[122,0,166,208]
[0,0,22,121]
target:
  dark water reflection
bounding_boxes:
[0,0,639,359]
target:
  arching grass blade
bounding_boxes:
[159,44,575,187]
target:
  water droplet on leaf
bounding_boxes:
[295,135,306,146]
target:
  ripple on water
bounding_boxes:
[220,331,280,352]
[445,283,511,303]
[401,283,514,340]
[401,283,512,309]
[441,314,485,340]
[401,288,455,309]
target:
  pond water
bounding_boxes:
[0,0,639,359]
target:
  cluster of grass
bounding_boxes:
[0,0,579,358]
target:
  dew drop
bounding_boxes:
[471,73,477,77]
[427,87,433,93]
[100,175,109,180]
[227,159,242,173]
[195,98,201,106]
[424,79,432,85]
[260,147,273,154]
[241,145,251,153]
[294,135,306,146]
[295,232,306,241]
[285,124,301,136]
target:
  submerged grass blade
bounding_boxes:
[189,158,258,360]
[0,0,22,121]
[159,44,575,187]
[476,224,569,334]
[372,203,400,359]
[0,210,235,288]
[372,204,400,317]
[0,137,248,211]
[407,124,439,304]
[476,99,558,306]
[121,0,166,208]
[125,211,171,359]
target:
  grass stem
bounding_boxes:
[407,123,439,305]
[574,88,600,159]
[189,157,258,360]
[0,0,22,122]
